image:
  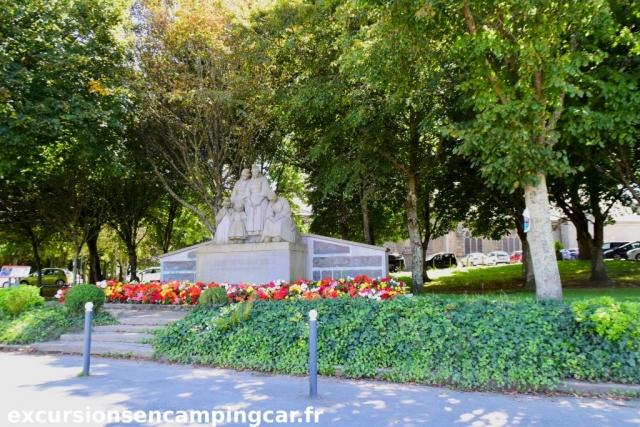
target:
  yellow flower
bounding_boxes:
[339,278,345,283]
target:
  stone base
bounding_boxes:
[196,242,307,284]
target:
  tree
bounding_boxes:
[429,0,622,299]
[0,179,58,287]
[131,0,272,236]
[560,0,640,210]
[103,140,162,281]
[0,0,131,181]
[549,144,633,283]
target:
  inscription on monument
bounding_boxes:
[313,241,350,254]
[164,261,196,272]
[313,256,382,268]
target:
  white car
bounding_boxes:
[460,252,486,267]
[139,267,162,282]
[485,251,510,265]
[627,248,640,261]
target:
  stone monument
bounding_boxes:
[195,166,307,284]
[160,166,389,284]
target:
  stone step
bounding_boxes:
[93,324,165,333]
[111,317,180,326]
[59,332,154,343]
[32,341,154,357]
[105,310,187,326]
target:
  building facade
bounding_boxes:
[386,212,640,270]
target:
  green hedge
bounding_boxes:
[0,304,117,344]
[154,297,640,390]
[64,284,105,315]
[0,286,44,316]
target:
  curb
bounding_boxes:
[332,365,640,397]
[556,379,640,396]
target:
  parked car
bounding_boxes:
[567,248,579,259]
[139,266,162,282]
[485,251,510,265]
[558,249,572,260]
[425,252,458,269]
[626,247,640,261]
[20,268,72,296]
[388,253,405,272]
[509,250,523,263]
[604,241,640,260]
[602,241,629,252]
[460,252,486,267]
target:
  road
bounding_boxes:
[0,352,638,427]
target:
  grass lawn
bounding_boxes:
[391,259,640,301]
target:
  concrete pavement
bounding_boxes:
[1,352,638,427]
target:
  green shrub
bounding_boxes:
[64,284,105,315]
[0,286,44,316]
[198,287,230,307]
[0,305,117,344]
[154,297,640,389]
[571,297,640,342]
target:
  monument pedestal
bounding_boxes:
[196,242,308,284]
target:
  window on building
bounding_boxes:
[465,235,483,254]
[502,236,522,253]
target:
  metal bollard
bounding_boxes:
[309,309,318,398]
[82,302,94,376]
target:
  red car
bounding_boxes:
[510,251,523,263]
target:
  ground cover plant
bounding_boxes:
[0,304,117,344]
[153,296,640,391]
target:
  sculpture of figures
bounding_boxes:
[230,168,251,211]
[244,164,271,241]
[213,197,233,245]
[260,191,300,243]
[228,203,248,244]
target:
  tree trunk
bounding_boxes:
[26,228,43,287]
[32,246,42,287]
[590,217,610,283]
[127,247,139,282]
[162,198,180,253]
[117,260,124,282]
[524,174,562,300]
[576,231,593,261]
[338,191,349,241]
[87,227,102,284]
[360,183,372,245]
[519,233,536,291]
[421,192,432,283]
[406,173,424,295]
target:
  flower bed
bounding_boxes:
[55,276,408,305]
[224,276,407,303]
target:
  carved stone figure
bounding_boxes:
[213,197,232,245]
[244,164,270,241]
[230,168,251,212]
[228,203,248,244]
[260,191,300,243]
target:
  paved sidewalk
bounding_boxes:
[1,352,638,427]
